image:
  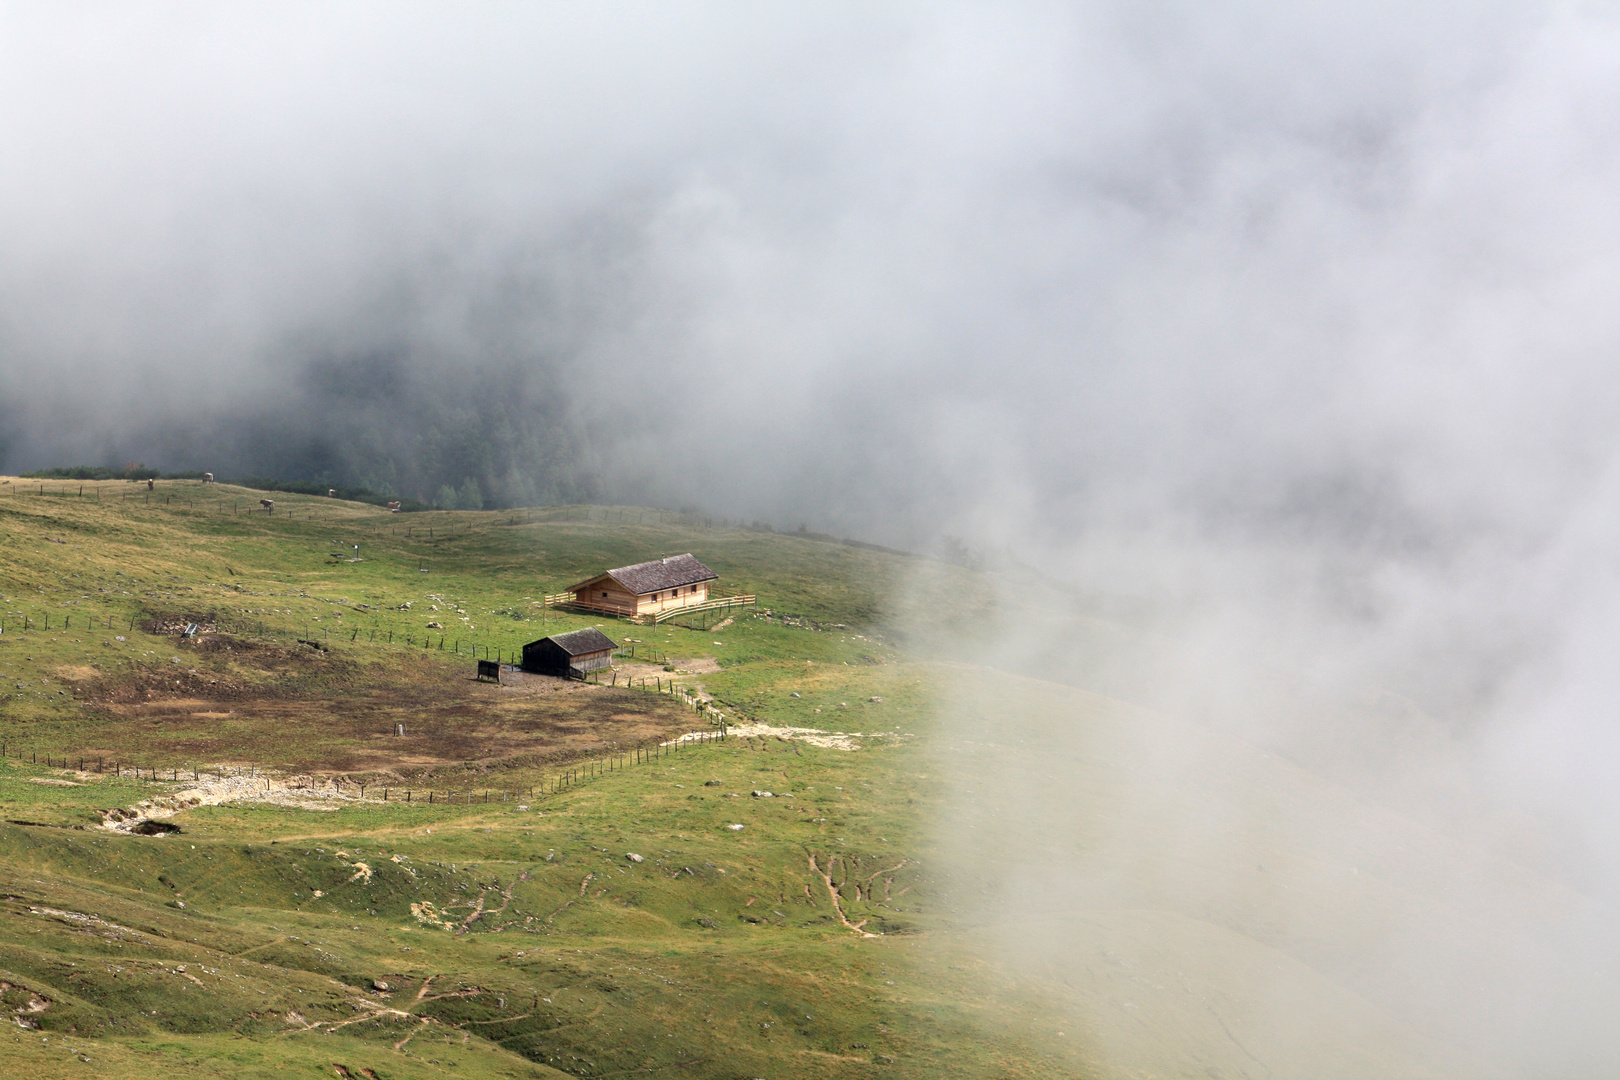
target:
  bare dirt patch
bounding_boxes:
[70,643,692,776]
[609,658,719,684]
[102,767,384,828]
[612,660,677,684]
[138,610,228,636]
[726,721,909,751]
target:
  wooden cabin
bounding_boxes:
[521,627,617,677]
[567,554,719,618]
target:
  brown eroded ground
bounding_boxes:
[56,634,693,778]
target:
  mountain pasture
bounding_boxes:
[0,478,1559,1078]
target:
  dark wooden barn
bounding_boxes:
[522,627,617,678]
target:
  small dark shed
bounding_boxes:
[522,627,617,678]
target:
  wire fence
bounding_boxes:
[0,726,730,811]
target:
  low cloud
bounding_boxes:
[9,3,1620,1071]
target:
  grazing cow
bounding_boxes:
[147,478,155,491]
[387,501,402,512]
[327,489,338,498]
[260,498,275,512]
[201,472,214,483]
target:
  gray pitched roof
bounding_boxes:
[572,553,718,595]
[533,627,617,656]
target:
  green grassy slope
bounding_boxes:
[0,479,970,769]
[0,478,1573,1078]
[0,479,1091,1078]
[0,687,1097,1078]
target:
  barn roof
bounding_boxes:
[528,627,617,656]
[571,553,718,596]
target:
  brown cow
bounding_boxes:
[260,498,275,512]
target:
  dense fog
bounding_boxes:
[8,3,1620,1072]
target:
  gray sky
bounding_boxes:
[2,3,1586,535]
[10,4,1620,1068]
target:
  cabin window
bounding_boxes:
[601,591,608,598]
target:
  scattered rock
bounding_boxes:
[2,979,50,1028]
[704,779,720,787]
[751,790,774,798]
[426,622,443,629]
[372,979,393,992]
[726,823,745,831]
[625,853,644,863]
[868,696,884,703]
[789,691,801,698]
